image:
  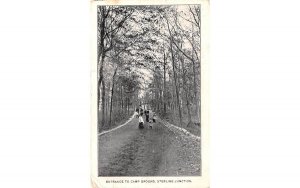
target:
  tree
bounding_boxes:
[97,5,201,131]
[97,6,136,128]
[165,15,183,127]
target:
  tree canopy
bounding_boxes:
[97,5,201,130]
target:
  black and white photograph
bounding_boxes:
[95,4,204,177]
[4,0,300,188]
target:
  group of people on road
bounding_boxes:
[134,106,156,129]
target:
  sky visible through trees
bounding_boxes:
[97,5,201,132]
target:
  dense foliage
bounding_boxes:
[97,5,201,130]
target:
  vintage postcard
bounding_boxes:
[91,0,209,187]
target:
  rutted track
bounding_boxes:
[98,116,201,176]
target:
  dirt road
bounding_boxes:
[98,116,201,176]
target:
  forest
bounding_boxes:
[97,5,201,135]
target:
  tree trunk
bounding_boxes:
[101,79,106,128]
[127,98,129,115]
[97,80,101,131]
[97,7,106,92]
[109,88,114,127]
[97,7,106,129]
[121,86,124,110]
[106,94,109,120]
[166,18,183,127]
[163,51,167,114]
[109,67,118,127]
[192,24,200,123]
[180,56,192,124]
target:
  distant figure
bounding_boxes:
[138,115,144,129]
[152,113,157,123]
[148,111,153,129]
[145,110,150,122]
[134,111,139,118]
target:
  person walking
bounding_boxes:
[138,115,144,129]
[134,110,139,118]
[145,110,149,122]
[152,113,157,123]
